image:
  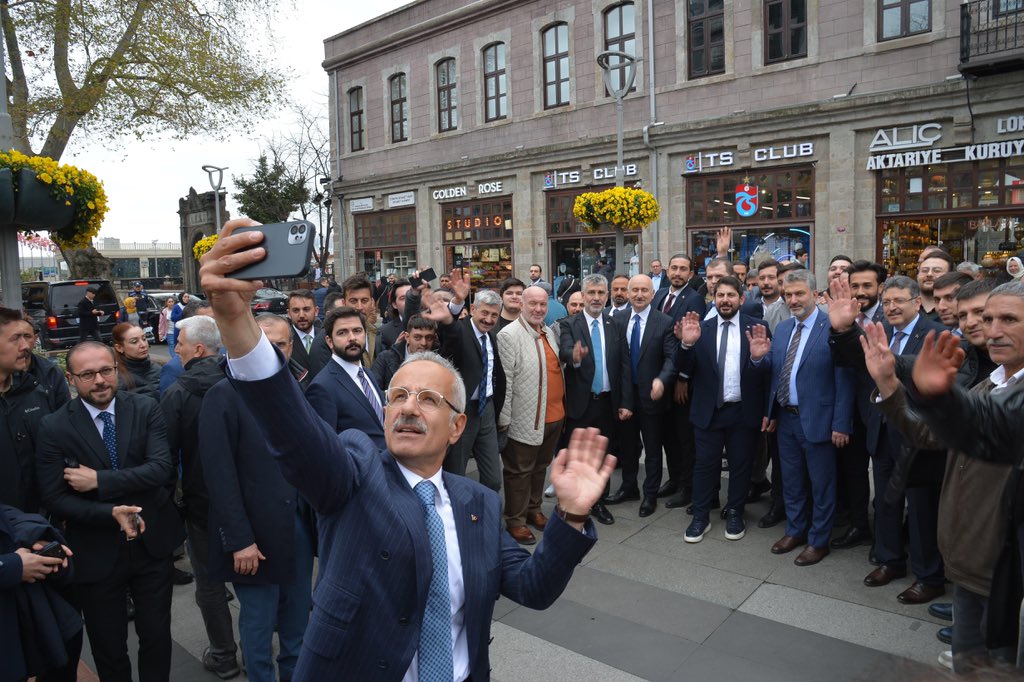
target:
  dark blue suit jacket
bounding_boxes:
[674,314,770,430]
[306,359,386,449]
[763,312,855,443]
[651,285,706,323]
[229,361,597,681]
[618,308,678,415]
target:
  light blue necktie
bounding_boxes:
[99,411,119,470]
[590,319,604,394]
[414,480,453,682]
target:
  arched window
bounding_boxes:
[389,73,408,142]
[482,42,507,121]
[436,58,458,132]
[603,3,636,93]
[542,23,570,109]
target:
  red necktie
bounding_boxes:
[663,292,676,314]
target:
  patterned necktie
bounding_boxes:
[776,322,803,407]
[890,330,906,353]
[98,411,119,470]
[630,314,642,386]
[856,313,867,329]
[414,481,453,682]
[590,319,604,394]
[663,292,676,314]
[717,321,731,408]
[304,334,312,353]
[478,334,489,416]
[357,368,385,425]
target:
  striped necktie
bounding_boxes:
[357,368,384,425]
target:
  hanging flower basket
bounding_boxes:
[0,150,109,249]
[572,187,660,232]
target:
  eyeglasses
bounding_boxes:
[69,365,117,382]
[386,386,461,413]
[881,297,916,308]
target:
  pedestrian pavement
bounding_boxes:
[80,412,948,680]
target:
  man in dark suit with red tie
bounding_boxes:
[651,254,706,508]
[37,342,184,682]
[558,274,624,525]
[675,277,770,543]
[306,307,386,449]
[605,275,678,518]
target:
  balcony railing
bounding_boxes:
[960,0,1024,76]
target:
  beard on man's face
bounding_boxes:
[332,340,364,362]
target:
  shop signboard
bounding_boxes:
[684,142,814,173]
[866,138,1024,170]
[350,197,374,212]
[387,191,416,208]
[543,164,638,188]
[735,183,758,217]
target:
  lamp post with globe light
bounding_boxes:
[596,50,637,274]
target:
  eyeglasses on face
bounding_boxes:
[881,297,917,308]
[385,386,461,413]
[70,365,118,382]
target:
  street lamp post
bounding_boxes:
[201,164,228,232]
[0,20,20,306]
[596,50,638,275]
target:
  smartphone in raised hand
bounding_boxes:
[231,221,316,281]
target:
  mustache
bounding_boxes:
[392,415,427,434]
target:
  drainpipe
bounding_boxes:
[645,0,661,260]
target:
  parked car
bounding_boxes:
[251,287,288,315]
[22,280,122,350]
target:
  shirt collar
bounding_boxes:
[469,319,487,339]
[718,314,738,329]
[864,301,881,321]
[584,310,603,325]
[330,354,364,374]
[795,307,818,329]
[989,364,1024,389]
[896,313,920,337]
[83,397,117,422]
[395,460,449,503]
[630,305,651,321]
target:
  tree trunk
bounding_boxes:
[60,245,112,279]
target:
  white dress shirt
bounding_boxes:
[610,303,630,317]
[583,311,610,393]
[293,325,316,353]
[330,353,384,421]
[717,316,742,403]
[990,364,1024,394]
[469,319,493,400]
[83,398,117,438]
[626,305,652,350]
[396,463,468,682]
[891,314,920,355]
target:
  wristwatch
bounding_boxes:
[555,506,590,524]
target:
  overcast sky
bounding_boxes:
[60,0,408,245]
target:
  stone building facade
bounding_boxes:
[323,0,1024,287]
[178,188,229,293]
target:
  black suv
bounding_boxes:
[22,280,122,350]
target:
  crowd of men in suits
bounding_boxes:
[3,219,1024,679]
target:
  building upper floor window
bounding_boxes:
[996,0,1023,15]
[765,0,807,63]
[389,73,408,143]
[436,58,458,132]
[542,22,571,108]
[878,0,931,40]
[348,87,365,152]
[603,3,636,93]
[688,0,725,78]
[483,42,508,122]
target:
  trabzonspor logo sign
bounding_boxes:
[735,184,758,217]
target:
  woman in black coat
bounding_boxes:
[1,505,82,682]
[112,323,163,400]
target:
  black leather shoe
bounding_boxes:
[830,526,872,550]
[664,489,692,509]
[928,602,953,622]
[686,498,720,515]
[758,505,785,528]
[591,502,615,525]
[936,626,953,645]
[746,479,771,503]
[656,480,679,498]
[604,487,640,505]
[638,496,657,518]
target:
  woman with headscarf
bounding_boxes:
[1007,256,1023,282]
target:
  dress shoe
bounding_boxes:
[936,626,953,645]
[794,545,830,566]
[590,502,615,526]
[656,480,679,498]
[897,581,946,605]
[928,602,953,621]
[604,487,640,505]
[686,498,720,515]
[664,489,692,509]
[771,535,806,555]
[202,647,241,680]
[746,479,771,503]
[863,564,908,587]
[527,512,548,531]
[830,526,872,550]
[758,505,785,529]
[507,525,536,545]
[638,496,657,518]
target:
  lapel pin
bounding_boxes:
[470,514,479,523]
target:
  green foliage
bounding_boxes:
[233,154,310,225]
[3,0,288,160]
